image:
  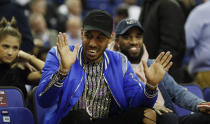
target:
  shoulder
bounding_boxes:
[159,0,182,9]
[147,59,155,66]
[105,49,128,63]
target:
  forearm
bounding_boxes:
[28,55,45,71]
[142,85,158,107]
[164,74,204,112]
[37,71,66,107]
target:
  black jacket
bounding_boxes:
[0,0,34,52]
[139,0,186,82]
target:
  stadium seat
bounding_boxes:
[0,107,34,124]
[0,86,24,107]
[31,86,50,124]
[173,84,204,116]
[203,87,210,102]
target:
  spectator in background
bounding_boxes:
[139,0,186,83]
[120,0,141,20]
[29,13,57,48]
[0,0,34,52]
[113,4,129,28]
[29,0,58,30]
[82,0,122,16]
[185,1,210,89]
[57,0,82,32]
[0,17,44,98]
[65,16,82,45]
[115,18,210,124]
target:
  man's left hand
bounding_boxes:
[143,51,173,87]
[198,102,210,114]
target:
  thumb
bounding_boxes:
[142,60,148,74]
[73,44,80,55]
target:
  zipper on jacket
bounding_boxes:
[103,74,121,109]
[69,74,84,101]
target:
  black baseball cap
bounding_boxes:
[115,18,144,38]
[83,10,113,38]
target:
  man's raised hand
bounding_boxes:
[57,32,80,72]
[143,51,173,87]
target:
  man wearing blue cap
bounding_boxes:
[115,18,210,124]
[36,10,172,124]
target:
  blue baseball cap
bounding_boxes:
[115,18,144,38]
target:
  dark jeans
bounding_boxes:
[59,108,147,124]
[179,113,210,124]
[157,112,210,124]
[157,113,179,124]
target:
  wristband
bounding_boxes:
[58,67,69,75]
[146,83,158,90]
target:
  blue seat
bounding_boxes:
[0,107,34,124]
[0,86,24,107]
[203,87,210,102]
[173,84,204,116]
[32,86,50,124]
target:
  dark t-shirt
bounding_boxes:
[0,63,30,98]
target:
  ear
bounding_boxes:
[108,32,115,44]
[115,37,119,47]
[81,29,84,40]
[114,37,120,51]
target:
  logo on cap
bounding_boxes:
[125,18,138,25]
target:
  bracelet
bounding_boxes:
[58,67,69,75]
[146,83,158,90]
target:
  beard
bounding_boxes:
[120,46,144,64]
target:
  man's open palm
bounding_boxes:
[143,52,173,86]
[57,32,80,70]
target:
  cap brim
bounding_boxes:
[118,24,144,36]
[84,25,111,38]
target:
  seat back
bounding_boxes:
[0,107,34,124]
[173,84,204,116]
[32,86,50,124]
[203,87,210,102]
[0,86,24,107]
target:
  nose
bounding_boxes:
[88,38,97,48]
[7,48,13,56]
[130,37,138,45]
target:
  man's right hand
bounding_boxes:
[57,32,80,72]
[153,105,173,115]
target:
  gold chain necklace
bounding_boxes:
[83,60,104,118]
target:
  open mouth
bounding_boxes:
[129,47,140,53]
[87,49,97,57]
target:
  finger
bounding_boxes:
[166,108,173,113]
[155,109,162,115]
[162,54,172,68]
[57,33,62,47]
[155,52,165,63]
[57,42,62,55]
[159,51,170,65]
[164,62,173,72]
[199,108,206,112]
[58,32,64,47]
[142,60,149,74]
[72,44,80,56]
[159,108,169,113]
[63,33,68,46]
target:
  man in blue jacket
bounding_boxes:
[36,10,172,124]
[114,18,210,124]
